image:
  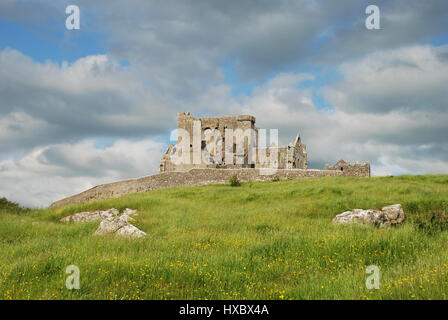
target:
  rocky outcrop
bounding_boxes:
[60,208,119,223]
[60,208,146,238]
[333,204,405,228]
[94,216,146,238]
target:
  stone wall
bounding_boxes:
[325,159,371,177]
[49,167,369,208]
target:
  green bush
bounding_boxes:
[413,210,448,235]
[0,197,28,214]
[229,174,241,187]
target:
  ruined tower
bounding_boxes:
[159,112,308,172]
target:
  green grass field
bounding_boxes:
[1,175,448,300]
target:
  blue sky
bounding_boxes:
[0,15,106,64]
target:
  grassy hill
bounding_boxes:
[1,175,448,300]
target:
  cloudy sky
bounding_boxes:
[0,0,447,207]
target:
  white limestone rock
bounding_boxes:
[380,204,405,227]
[119,208,138,222]
[60,208,146,238]
[333,204,405,228]
[94,217,125,234]
[115,223,146,238]
[60,208,119,223]
[94,216,146,238]
[122,208,138,216]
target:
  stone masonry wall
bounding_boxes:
[50,167,369,208]
[325,159,371,177]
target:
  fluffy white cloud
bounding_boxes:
[0,139,164,207]
[0,49,175,155]
[324,45,448,114]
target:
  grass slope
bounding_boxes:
[1,175,448,300]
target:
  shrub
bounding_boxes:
[413,210,448,235]
[229,174,241,187]
[0,197,28,214]
[272,176,280,182]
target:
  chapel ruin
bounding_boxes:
[159,112,308,172]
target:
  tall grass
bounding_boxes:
[1,175,448,300]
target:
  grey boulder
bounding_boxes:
[60,208,146,238]
[60,208,119,223]
[333,204,405,227]
[94,216,146,238]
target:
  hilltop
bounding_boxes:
[1,175,448,299]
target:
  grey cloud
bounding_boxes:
[0,138,164,207]
[2,0,447,84]
[323,45,448,115]
[0,49,175,155]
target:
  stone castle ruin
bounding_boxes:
[50,112,370,208]
[325,159,371,177]
[159,112,308,172]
